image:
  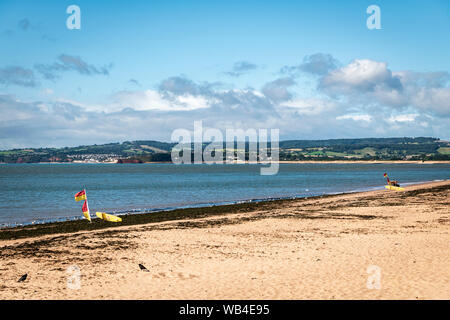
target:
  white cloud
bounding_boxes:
[387,114,419,123]
[261,77,296,103]
[111,89,214,112]
[319,58,450,116]
[280,98,336,115]
[336,114,372,122]
[53,98,107,113]
[112,90,171,111]
[321,59,402,94]
[410,87,450,115]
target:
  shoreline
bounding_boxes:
[0,180,447,241]
[1,160,450,164]
[0,189,359,240]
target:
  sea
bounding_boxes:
[0,163,449,227]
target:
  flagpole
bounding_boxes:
[85,188,92,223]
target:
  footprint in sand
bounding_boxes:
[176,272,199,280]
[153,271,199,279]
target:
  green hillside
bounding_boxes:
[0,137,449,163]
[279,137,450,161]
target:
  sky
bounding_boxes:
[0,0,449,148]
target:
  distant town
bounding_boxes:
[0,137,449,163]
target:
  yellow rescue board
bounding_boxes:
[96,212,122,222]
[385,185,405,191]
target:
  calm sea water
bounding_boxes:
[0,163,449,226]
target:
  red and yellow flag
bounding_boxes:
[74,190,86,202]
[82,200,91,222]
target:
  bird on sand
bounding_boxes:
[139,264,149,272]
[18,274,27,282]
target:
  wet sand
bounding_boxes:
[0,180,449,299]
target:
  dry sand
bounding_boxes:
[0,181,449,299]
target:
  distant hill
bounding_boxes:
[0,137,449,163]
[0,140,176,163]
[278,137,449,161]
[280,137,441,148]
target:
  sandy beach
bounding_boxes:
[0,180,449,300]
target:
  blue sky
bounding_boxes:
[0,0,449,148]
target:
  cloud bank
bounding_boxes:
[0,55,449,148]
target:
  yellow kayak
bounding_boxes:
[96,212,122,222]
[385,185,405,191]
